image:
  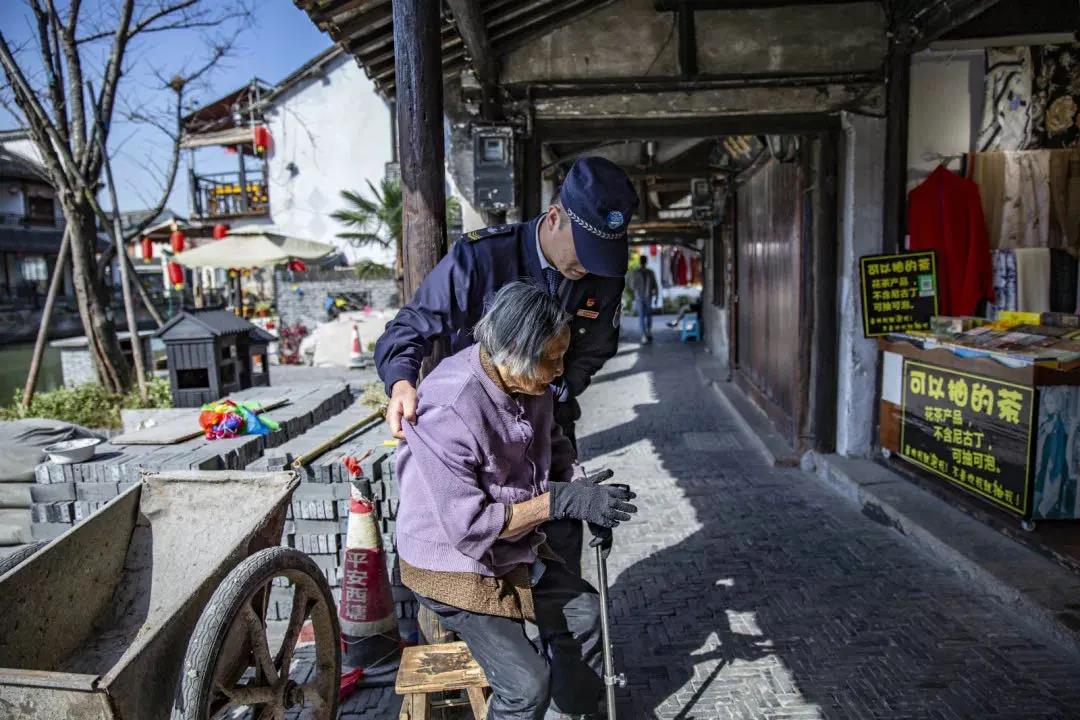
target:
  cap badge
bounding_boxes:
[606,210,624,229]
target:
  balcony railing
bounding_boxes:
[0,212,63,228]
[189,168,269,219]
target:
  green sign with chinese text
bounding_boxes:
[859,251,938,337]
[900,360,1035,517]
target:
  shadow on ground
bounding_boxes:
[575,320,1080,720]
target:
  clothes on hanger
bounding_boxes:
[1049,249,1078,313]
[1001,150,1052,249]
[908,166,994,316]
[989,250,1018,318]
[1013,248,1051,313]
[977,47,1039,152]
[968,151,1006,248]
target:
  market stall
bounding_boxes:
[876,315,1080,528]
[173,224,336,322]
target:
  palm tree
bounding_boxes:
[333,179,404,300]
[333,180,462,305]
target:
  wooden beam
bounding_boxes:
[445,0,500,119]
[655,0,866,8]
[393,0,448,308]
[536,113,841,142]
[905,0,1008,50]
[881,39,909,253]
[508,70,881,98]
[677,4,698,78]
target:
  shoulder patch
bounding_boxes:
[462,224,514,242]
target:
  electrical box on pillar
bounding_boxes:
[691,178,713,220]
[472,125,515,212]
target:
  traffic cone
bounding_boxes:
[348,324,365,369]
[338,460,399,693]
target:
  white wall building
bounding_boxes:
[261,48,395,265]
[183,47,396,266]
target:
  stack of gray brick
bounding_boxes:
[28,383,353,541]
[250,404,417,639]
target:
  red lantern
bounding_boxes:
[170,229,185,254]
[213,223,229,240]
[167,261,184,287]
[253,125,271,155]
[140,236,153,261]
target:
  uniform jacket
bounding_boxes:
[374,217,625,402]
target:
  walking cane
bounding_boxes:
[593,522,626,719]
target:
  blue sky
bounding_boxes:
[0,0,333,214]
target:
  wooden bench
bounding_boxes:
[396,641,491,719]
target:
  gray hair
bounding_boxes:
[473,281,570,379]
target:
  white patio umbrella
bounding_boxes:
[172,225,336,268]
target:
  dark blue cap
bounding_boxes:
[559,156,639,277]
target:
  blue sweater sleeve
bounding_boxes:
[374,241,480,394]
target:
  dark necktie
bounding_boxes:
[543,267,563,297]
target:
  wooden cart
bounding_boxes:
[0,470,340,720]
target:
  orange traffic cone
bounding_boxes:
[339,459,399,692]
[348,324,365,369]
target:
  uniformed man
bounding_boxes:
[374,155,638,575]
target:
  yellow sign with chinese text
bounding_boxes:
[859,251,939,337]
[899,360,1034,517]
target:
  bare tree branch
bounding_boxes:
[0,30,72,196]
[85,0,134,179]
[28,0,68,142]
[76,0,253,45]
[55,0,88,163]
[119,82,184,242]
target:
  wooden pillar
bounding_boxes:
[882,40,910,253]
[393,0,447,304]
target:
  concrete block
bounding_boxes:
[30,483,76,502]
[76,483,119,501]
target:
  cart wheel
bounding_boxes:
[1021,520,1036,533]
[0,541,47,576]
[173,546,340,720]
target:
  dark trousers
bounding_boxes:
[417,562,604,720]
[551,399,584,576]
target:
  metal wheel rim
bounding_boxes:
[205,568,337,720]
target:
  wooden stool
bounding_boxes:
[396,641,491,720]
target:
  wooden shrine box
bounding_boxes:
[244,325,274,389]
[878,339,1080,523]
[156,310,271,407]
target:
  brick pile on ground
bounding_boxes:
[250,404,417,640]
[28,383,353,541]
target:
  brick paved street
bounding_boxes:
[575,320,1080,720]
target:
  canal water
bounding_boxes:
[0,343,63,406]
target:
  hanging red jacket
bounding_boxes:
[907,166,993,316]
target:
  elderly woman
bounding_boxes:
[396,281,637,720]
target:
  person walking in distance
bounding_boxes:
[628,255,658,343]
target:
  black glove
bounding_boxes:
[549,473,637,528]
[588,523,612,549]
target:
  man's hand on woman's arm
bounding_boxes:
[387,380,418,439]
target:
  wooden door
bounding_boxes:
[735,159,804,441]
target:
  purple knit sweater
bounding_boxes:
[396,344,576,577]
